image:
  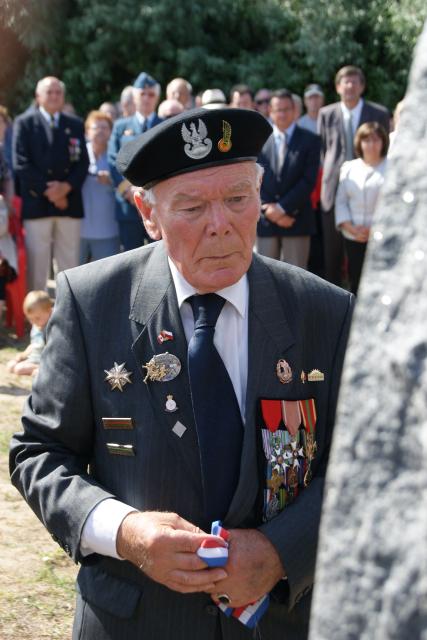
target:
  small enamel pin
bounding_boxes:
[276,359,292,384]
[218,120,232,152]
[157,330,174,344]
[143,352,181,383]
[104,362,133,391]
[165,394,178,413]
[307,369,325,382]
[301,371,307,384]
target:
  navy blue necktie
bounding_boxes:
[188,294,243,523]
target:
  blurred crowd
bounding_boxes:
[0,65,404,347]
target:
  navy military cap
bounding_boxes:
[116,107,272,188]
[133,72,158,90]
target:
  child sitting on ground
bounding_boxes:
[7,290,53,376]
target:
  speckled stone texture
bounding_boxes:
[309,24,427,640]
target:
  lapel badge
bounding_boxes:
[218,120,232,152]
[165,394,178,413]
[157,330,174,344]
[65,127,71,135]
[143,352,181,383]
[276,359,292,384]
[104,362,133,391]
[300,370,307,384]
[307,369,325,382]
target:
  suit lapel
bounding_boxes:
[225,255,295,526]
[130,243,202,492]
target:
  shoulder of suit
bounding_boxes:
[113,115,136,131]
[364,100,389,115]
[294,124,320,142]
[318,102,341,118]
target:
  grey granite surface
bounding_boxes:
[309,23,427,640]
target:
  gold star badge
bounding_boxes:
[104,362,133,392]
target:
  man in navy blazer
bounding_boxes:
[257,90,321,269]
[13,76,89,290]
[318,65,390,286]
[108,72,163,251]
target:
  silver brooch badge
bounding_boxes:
[104,362,133,391]
[181,119,212,160]
[276,359,293,384]
[143,352,181,384]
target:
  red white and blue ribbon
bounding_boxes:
[197,520,270,629]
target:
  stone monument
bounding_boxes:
[309,23,427,640]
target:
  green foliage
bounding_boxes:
[1,0,426,116]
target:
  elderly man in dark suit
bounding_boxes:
[318,65,390,286]
[10,107,353,640]
[257,89,321,269]
[108,72,163,251]
[13,76,89,291]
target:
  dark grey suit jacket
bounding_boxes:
[10,242,353,640]
[318,100,390,212]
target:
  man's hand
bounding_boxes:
[209,529,285,607]
[339,222,369,243]
[116,511,228,594]
[44,181,72,204]
[262,203,295,228]
[97,170,112,186]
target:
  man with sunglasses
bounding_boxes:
[108,72,163,251]
[254,89,272,120]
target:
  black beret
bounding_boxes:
[116,107,272,188]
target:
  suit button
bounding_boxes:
[64,168,69,174]
[205,604,218,617]
[47,169,53,175]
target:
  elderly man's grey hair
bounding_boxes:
[36,77,66,95]
[142,162,264,207]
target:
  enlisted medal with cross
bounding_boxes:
[104,362,133,391]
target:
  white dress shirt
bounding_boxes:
[39,106,60,126]
[335,158,387,235]
[80,260,249,559]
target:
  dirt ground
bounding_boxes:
[0,323,76,639]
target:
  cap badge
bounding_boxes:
[218,120,232,153]
[181,119,212,159]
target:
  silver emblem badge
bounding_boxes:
[181,119,212,159]
[165,394,178,413]
[104,362,133,391]
[143,352,181,383]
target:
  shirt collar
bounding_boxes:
[341,98,363,120]
[168,256,248,319]
[135,111,155,126]
[39,106,60,124]
[272,122,296,141]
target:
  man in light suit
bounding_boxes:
[10,108,353,639]
[257,89,321,269]
[108,72,163,251]
[13,76,89,290]
[318,65,389,286]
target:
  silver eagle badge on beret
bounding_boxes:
[181,119,212,160]
[104,362,133,391]
[143,352,181,383]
